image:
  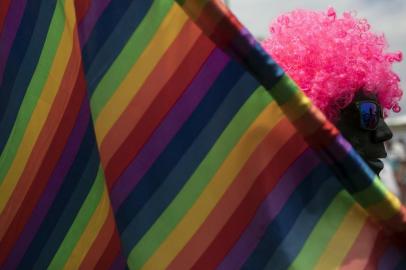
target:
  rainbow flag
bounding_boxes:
[1,0,405,269]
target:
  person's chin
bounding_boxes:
[365,159,384,175]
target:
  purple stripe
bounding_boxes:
[110,49,229,210]
[378,245,403,270]
[218,148,321,270]
[2,97,90,270]
[326,134,352,160]
[109,253,126,270]
[78,0,111,46]
[0,0,27,84]
[315,134,351,167]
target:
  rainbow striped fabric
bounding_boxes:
[1,0,406,269]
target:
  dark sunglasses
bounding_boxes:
[355,100,383,131]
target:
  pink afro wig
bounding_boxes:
[262,7,403,121]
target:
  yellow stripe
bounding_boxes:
[354,176,402,221]
[142,102,284,270]
[282,94,326,137]
[276,77,328,137]
[63,184,111,270]
[93,4,188,143]
[368,191,401,220]
[282,93,312,122]
[278,77,312,122]
[314,203,367,270]
[0,0,76,214]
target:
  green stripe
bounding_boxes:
[0,2,65,184]
[89,0,173,119]
[175,0,210,20]
[175,0,209,8]
[127,86,273,269]
[353,176,388,208]
[267,75,299,105]
[289,191,354,270]
[47,167,105,269]
[175,0,188,6]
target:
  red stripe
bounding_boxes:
[188,0,245,49]
[304,122,339,150]
[362,230,390,270]
[94,227,123,270]
[79,208,118,270]
[340,219,380,269]
[190,132,308,270]
[0,0,12,33]
[208,16,241,51]
[384,204,406,230]
[104,34,215,189]
[74,0,92,24]
[0,47,85,265]
[292,106,339,150]
[381,205,406,248]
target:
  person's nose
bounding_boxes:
[372,117,393,143]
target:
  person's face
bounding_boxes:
[336,91,393,175]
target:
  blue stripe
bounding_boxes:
[263,171,342,270]
[329,148,375,193]
[394,258,406,270]
[18,118,100,269]
[81,0,152,96]
[242,164,337,269]
[0,0,55,154]
[115,62,255,254]
[378,245,404,270]
[229,28,285,90]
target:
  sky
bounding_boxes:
[228,0,406,117]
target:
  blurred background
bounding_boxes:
[226,0,406,203]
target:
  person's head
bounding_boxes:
[336,91,392,173]
[262,7,403,174]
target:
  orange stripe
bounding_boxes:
[0,32,81,240]
[293,105,337,144]
[79,208,117,270]
[184,0,234,35]
[167,119,299,269]
[98,20,202,166]
[94,228,123,270]
[382,204,406,233]
[182,0,207,20]
[340,219,380,270]
[280,92,339,149]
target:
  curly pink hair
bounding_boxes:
[262,7,403,121]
